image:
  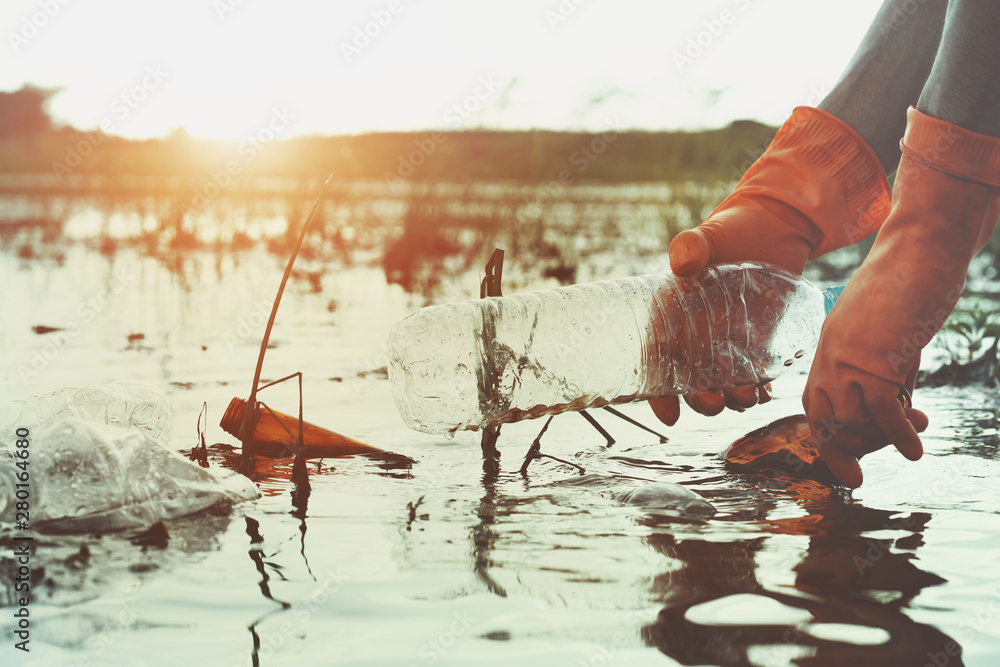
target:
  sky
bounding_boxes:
[1,0,884,141]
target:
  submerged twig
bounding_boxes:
[579,409,615,446]
[602,406,668,443]
[519,416,585,475]
[479,248,505,473]
[405,496,427,531]
[253,372,311,514]
[239,175,333,476]
[189,401,209,467]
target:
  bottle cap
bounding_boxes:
[822,285,845,315]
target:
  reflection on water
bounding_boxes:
[1,186,999,666]
[0,179,725,302]
[641,486,959,666]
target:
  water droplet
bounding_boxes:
[456,363,468,374]
[570,319,578,326]
[585,327,591,334]
[783,359,794,367]
[794,349,805,359]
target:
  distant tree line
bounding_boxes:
[0,84,777,184]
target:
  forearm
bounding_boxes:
[819,0,948,174]
[917,0,1000,139]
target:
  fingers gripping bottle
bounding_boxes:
[388,262,843,434]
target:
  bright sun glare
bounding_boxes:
[2,0,882,140]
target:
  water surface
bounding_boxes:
[1,212,999,667]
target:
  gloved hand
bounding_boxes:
[650,106,891,426]
[804,106,1000,487]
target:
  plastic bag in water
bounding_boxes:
[1,384,259,533]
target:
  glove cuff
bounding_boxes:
[731,106,891,259]
[901,106,1000,188]
[785,107,891,257]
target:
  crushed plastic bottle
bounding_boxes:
[613,481,716,518]
[1,384,259,533]
[388,262,843,434]
[0,382,174,445]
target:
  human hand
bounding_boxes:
[804,342,928,488]
[803,107,1000,487]
[647,107,890,428]
[649,203,806,426]
[649,383,772,426]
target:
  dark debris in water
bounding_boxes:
[405,496,429,531]
[64,544,91,570]
[608,455,696,474]
[128,562,159,573]
[723,414,840,487]
[357,366,388,380]
[130,522,170,549]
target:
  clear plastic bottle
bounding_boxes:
[0,384,259,532]
[0,382,174,445]
[388,262,842,434]
[0,419,259,533]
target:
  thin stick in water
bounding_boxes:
[239,175,333,476]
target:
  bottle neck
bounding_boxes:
[822,285,845,315]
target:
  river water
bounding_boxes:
[1,199,999,666]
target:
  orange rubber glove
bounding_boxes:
[650,107,891,426]
[804,106,1000,487]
